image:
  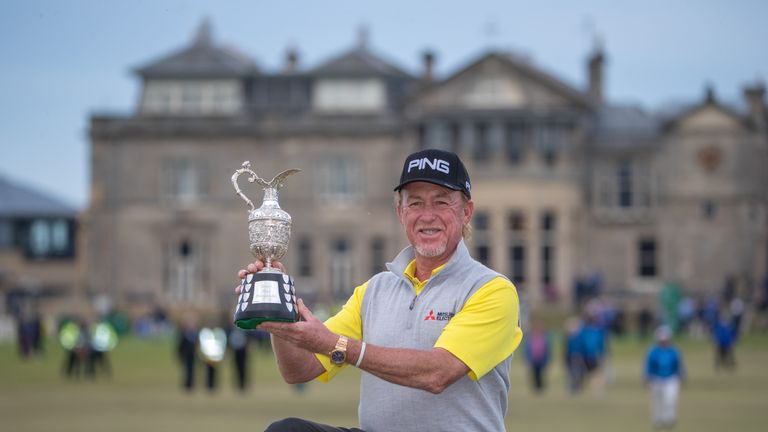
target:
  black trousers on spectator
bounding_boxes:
[265,417,364,432]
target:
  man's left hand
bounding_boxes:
[258,298,336,355]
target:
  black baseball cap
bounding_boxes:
[394,149,472,198]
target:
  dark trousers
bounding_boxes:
[181,357,195,390]
[234,349,248,390]
[206,364,217,391]
[715,345,736,370]
[265,418,364,432]
[530,364,546,392]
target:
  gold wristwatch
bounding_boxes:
[330,335,348,365]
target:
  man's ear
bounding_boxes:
[463,199,474,225]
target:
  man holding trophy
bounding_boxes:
[234,149,523,432]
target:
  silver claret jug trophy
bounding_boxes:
[231,161,301,329]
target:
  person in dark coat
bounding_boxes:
[176,317,198,392]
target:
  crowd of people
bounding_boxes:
[175,317,266,394]
[520,283,749,429]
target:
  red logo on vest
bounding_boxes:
[424,310,436,320]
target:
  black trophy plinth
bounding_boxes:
[234,271,298,329]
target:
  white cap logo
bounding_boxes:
[407,158,450,174]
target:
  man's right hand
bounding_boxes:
[234,259,285,295]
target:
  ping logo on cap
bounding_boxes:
[407,157,450,174]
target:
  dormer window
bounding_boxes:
[313,78,386,112]
[140,79,242,115]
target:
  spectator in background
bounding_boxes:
[199,326,227,393]
[59,318,90,379]
[644,325,685,430]
[637,304,655,340]
[563,317,585,394]
[677,296,695,335]
[729,297,745,335]
[712,315,738,371]
[579,311,608,393]
[176,317,198,392]
[229,326,250,392]
[524,319,551,393]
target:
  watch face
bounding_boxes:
[331,350,346,364]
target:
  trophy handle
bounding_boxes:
[231,161,262,211]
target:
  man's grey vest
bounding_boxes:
[358,240,512,432]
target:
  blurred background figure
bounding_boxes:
[59,318,90,379]
[16,305,44,360]
[198,325,227,393]
[524,319,551,394]
[659,282,682,334]
[712,314,738,372]
[88,320,118,379]
[637,303,655,340]
[580,305,608,393]
[644,325,685,430]
[176,317,198,392]
[563,317,585,394]
[228,325,250,392]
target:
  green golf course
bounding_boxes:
[2,333,767,432]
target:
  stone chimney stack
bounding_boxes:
[587,46,605,104]
[284,46,299,73]
[422,50,435,82]
[743,80,766,130]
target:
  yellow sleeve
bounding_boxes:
[434,277,523,381]
[314,281,368,382]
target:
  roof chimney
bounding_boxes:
[357,25,369,50]
[284,46,299,73]
[422,50,435,82]
[704,84,716,104]
[194,18,213,47]
[587,42,605,103]
[743,79,766,130]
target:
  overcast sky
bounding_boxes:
[1,0,766,209]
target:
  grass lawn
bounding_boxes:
[1,333,767,432]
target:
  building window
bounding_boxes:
[473,122,492,162]
[27,218,72,258]
[638,238,657,277]
[51,220,69,252]
[0,220,12,248]
[473,211,491,265]
[424,121,452,151]
[537,123,564,167]
[317,157,362,204]
[163,159,207,204]
[508,211,526,285]
[30,220,51,257]
[505,122,526,164]
[618,163,633,208]
[313,78,386,112]
[370,237,386,274]
[165,238,206,303]
[702,200,717,220]
[450,123,461,153]
[330,238,352,299]
[298,237,313,277]
[540,211,556,285]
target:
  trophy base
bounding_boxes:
[235,315,296,330]
[234,271,298,330]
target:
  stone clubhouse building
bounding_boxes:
[86,21,767,316]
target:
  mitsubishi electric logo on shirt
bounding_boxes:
[424,309,455,321]
[407,157,450,174]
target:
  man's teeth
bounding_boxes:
[421,229,439,234]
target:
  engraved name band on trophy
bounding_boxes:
[231,161,301,329]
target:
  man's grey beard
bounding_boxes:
[415,242,447,258]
